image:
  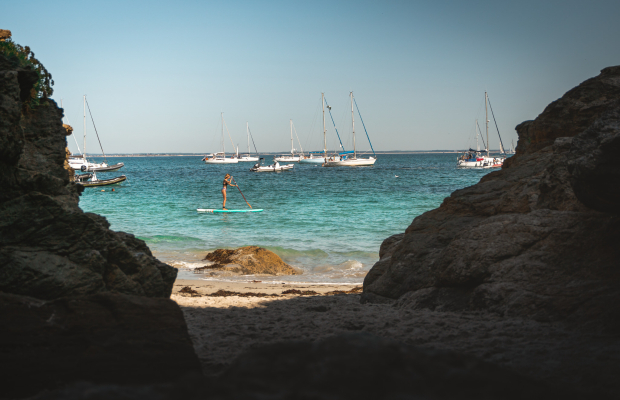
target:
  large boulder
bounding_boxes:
[203,246,301,275]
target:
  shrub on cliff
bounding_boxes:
[0,38,53,106]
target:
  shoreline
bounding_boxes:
[173,278,362,296]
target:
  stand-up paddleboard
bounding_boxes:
[197,209,263,213]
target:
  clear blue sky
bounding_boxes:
[4,0,620,153]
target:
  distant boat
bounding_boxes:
[323,92,376,167]
[300,93,330,164]
[237,122,259,162]
[457,92,505,169]
[250,158,294,172]
[508,140,516,154]
[75,171,126,187]
[68,95,124,172]
[203,113,239,164]
[274,120,302,162]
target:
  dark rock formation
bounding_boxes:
[0,51,177,299]
[0,47,201,398]
[363,67,620,331]
[203,246,301,275]
[361,66,620,395]
[0,291,202,399]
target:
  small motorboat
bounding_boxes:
[250,158,294,172]
[74,173,93,182]
[76,172,127,187]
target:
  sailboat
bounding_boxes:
[67,95,124,172]
[323,92,376,167]
[457,120,487,168]
[508,140,516,154]
[457,92,505,169]
[274,120,302,162]
[237,122,259,162]
[203,113,239,164]
[299,93,329,164]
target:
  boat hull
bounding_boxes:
[238,156,259,162]
[204,158,239,164]
[76,175,127,187]
[274,156,300,162]
[89,162,124,172]
[299,157,326,164]
[323,157,376,167]
[250,163,294,172]
[68,159,124,172]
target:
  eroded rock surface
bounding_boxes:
[363,66,620,332]
[361,66,620,396]
[0,48,200,398]
[0,51,176,299]
[203,246,301,275]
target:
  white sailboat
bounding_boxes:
[237,122,259,162]
[68,96,124,172]
[457,92,505,169]
[203,113,239,164]
[274,120,302,162]
[299,93,329,164]
[323,92,376,167]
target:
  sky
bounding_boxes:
[3,0,620,153]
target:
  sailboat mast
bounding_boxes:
[247,122,250,154]
[485,92,489,156]
[351,92,356,158]
[221,112,225,154]
[290,119,293,155]
[83,95,86,159]
[322,93,326,156]
[475,119,479,152]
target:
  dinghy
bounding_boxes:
[250,158,294,172]
[76,172,126,187]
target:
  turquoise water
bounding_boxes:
[79,154,494,284]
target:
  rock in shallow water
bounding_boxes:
[203,246,301,275]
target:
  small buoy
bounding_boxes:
[395,175,399,178]
[101,190,105,192]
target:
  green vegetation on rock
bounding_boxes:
[0,39,53,106]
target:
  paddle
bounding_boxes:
[231,176,252,209]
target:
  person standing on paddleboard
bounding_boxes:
[222,174,236,210]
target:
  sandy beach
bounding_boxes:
[172,278,402,373]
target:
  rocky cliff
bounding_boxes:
[362,66,620,333]
[0,54,176,299]
[0,43,201,398]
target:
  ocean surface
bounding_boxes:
[79,154,496,285]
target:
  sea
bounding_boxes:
[79,154,495,285]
